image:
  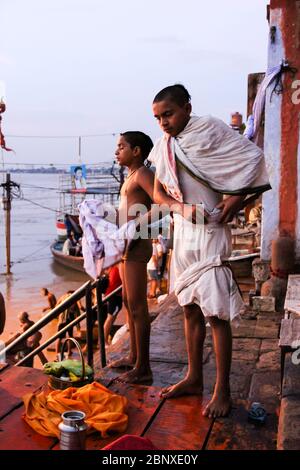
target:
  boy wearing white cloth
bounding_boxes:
[149,84,270,418]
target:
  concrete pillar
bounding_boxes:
[261,1,300,307]
[262,0,300,263]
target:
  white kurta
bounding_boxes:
[173,168,244,324]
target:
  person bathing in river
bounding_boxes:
[108,131,155,385]
[5,311,46,366]
[40,287,57,313]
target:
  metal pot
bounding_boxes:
[58,410,88,450]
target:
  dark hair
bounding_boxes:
[121,131,153,160]
[41,287,48,294]
[19,311,29,322]
[74,166,82,173]
[153,84,191,107]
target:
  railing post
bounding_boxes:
[96,279,106,368]
[85,284,94,369]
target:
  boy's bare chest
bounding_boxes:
[121,178,142,198]
[120,177,150,209]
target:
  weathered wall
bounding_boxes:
[262,0,300,261]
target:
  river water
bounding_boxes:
[0,173,90,341]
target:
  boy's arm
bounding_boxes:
[153,176,183,214]
[132,172,173,231]
[136,166,155,200]
[154,177,208,223]
[215,195,246,223]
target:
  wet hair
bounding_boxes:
[18,311,29,322]
[120,131,153,160]
[41,287,48,295]
[153,84,191,107]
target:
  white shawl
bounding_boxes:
[148,115,270,202]
[79,200,136,279]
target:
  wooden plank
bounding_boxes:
[143,395,212,450]
[86,382,162,450]
[0,406,57,450]
[52,382,162,450]
[0,366,47,419]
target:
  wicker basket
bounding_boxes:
[48,338,93,390]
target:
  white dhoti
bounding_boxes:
[173,215,243,324]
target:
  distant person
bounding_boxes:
[0,291,6,334]
[64,214,74,238]
[147,240,161,299]
[5,312,46,366]
[62,232,77,256]
[64,214,82,241]
[248,203,262,226]
[73,166,87,190]
[41,287,57,313]
[55,291,83,359]
[103,264,123,345]
[157,233,168,288]
[75,237,83,257]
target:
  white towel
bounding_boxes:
[78,200,136,279]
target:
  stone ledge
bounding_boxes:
[282,352,300,398]
[277,396,300,450]
[252,296,275,312]
[256,349,281,371]
[248,371,280,412]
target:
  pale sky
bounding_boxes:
[1,0,269,167]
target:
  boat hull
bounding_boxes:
[50,242,85,273]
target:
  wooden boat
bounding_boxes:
[52,166,121,271]
[50,241,85,273]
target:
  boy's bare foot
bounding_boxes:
[203,389,232,419]
[108,356,135,369]
[160,378,203,399]
[116,367,153,385]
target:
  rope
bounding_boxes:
[21,184,59,191]
[11,240,52,265]
[11,255,53,265]
[17,196,59,213]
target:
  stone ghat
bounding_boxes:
[95,292,283,450]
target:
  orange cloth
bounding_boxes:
[22,381,128,438]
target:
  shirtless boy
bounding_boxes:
[109,131,154,384]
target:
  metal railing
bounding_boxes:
[1,279,122,371]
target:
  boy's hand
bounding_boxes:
[182,204,209,224]
[215,195,246,223]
